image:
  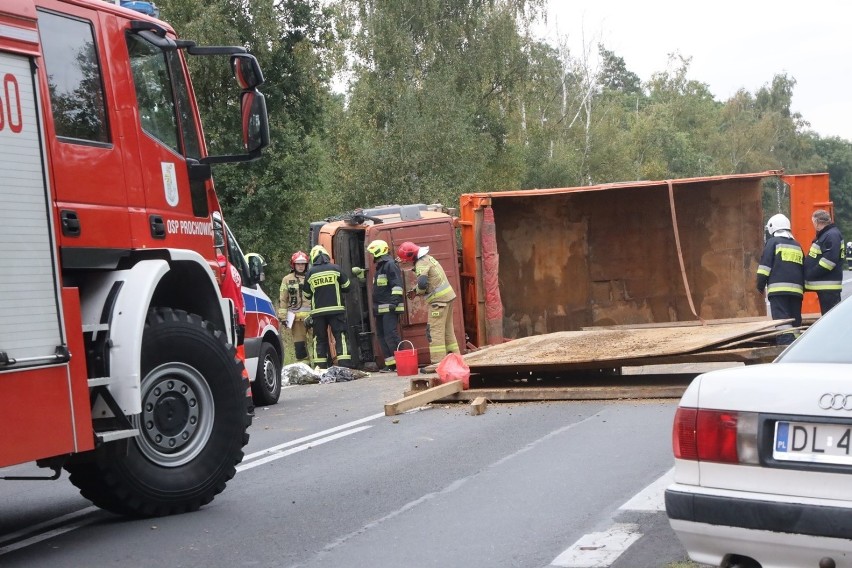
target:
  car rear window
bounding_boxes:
[778,297,851,364]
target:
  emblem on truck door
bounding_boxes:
[162,162,179,206]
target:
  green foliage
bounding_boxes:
[153,0,851,300]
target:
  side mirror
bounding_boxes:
[241,90,269,155]
[231,53,264,90]
[247,254,265,286]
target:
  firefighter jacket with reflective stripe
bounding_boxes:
[804,224,845,292]
[414,254,456,303]
[756,236,804,296]
[303,259,350,315]
[373,254,405,314]
[279,272,310,316]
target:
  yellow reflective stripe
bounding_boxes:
[766,283,804,294]
[377,275,388,286]
[391,286,404,295]
[395,305,405,312]
[446,341,459,352]
[819,258,836,270]
[310,306,345,315]
[757,265,771,276]
[427,283,453,302]
[378,304,390,313]
[384,357,396,366]
[805,281,843,291]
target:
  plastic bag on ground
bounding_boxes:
[435,353,470,390]
[282,362,322,385]
[320,366,371,384]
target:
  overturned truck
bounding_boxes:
[312,171,830,380]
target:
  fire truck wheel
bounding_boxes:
[66,308,251,517]
[251,341,282,406]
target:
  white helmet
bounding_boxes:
[765,213,791,235]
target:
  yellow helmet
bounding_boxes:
[366,239,389,259]
[310,245,329,264]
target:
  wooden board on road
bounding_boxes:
[462,319,788,371]
[385,380,462,416]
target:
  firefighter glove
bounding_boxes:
[406,288,416,300]
[304,315,313,329]
[352,266,366,280]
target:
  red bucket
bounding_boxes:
[394,340,418,377]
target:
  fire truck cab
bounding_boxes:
[0,0,269,516]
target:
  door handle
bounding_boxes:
[60,210,81,237]
[149,215,166,239]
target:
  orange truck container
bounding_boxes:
[459,171,831,347]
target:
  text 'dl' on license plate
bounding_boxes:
[774,421,852,465]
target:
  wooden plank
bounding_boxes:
[438,385,687,402]
[469,396,488,416]
[384,380,463,416]
[463,320,788,370]
[580,316,783,331]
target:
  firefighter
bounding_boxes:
[279,251,313,364]
[353,240,405,373]
[396,241,459,365]
[303,245,352,369]
[804,209,845,315]
[757,214,804,345]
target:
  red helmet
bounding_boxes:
[290,250,309,269]
[397,241,420,262]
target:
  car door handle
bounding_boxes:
[60,210,81,237]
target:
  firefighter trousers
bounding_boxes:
[375,311,402,367]
[289,313,313,362]
[426,299,459,364]
[768,294,802,345]
[310,312,351,369]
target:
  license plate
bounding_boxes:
[774,421,852,465]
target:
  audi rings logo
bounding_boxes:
[819,393,852,410]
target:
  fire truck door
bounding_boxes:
[36,4,133,261]
[123,29,211,255]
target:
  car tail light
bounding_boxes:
[673,407,759,464]
[673,407,698,460]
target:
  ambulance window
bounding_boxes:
[126,34,179,152]
[38,11,110,144]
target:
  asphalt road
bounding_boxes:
[0,375,685,568]
[1,275,849,568]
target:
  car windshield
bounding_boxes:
[777,297,852,364]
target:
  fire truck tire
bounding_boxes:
[66,308,251,517]
[251,341,282,406]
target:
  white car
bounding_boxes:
[666,297,852,568]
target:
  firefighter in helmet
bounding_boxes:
[303,245,352,369]
[279,251,313,363]
[397,241,459,365]
[353,239,405,373]
[757,214,804,345]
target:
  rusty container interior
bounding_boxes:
[460,172,784,344]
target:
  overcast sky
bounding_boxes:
[543,1,852,140]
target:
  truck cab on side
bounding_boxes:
[310,205,465,370]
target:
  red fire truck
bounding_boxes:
[0,0,269,516]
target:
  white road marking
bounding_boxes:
[242,412,384,462]
[1,413,386,556]
[237,426,372,471]
[549,468,672,567]
[618,467,673,511]
[0,507,100,555]
[551,523,642,568]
